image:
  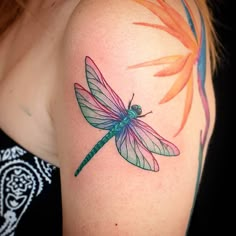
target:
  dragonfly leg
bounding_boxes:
[138,110,152,118]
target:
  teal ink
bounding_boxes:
[74,105,145,175]
[74,56,180,176]
[184,0,210,234]
[181,0,198,40]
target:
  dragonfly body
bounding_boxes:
[74,108,141,176]
[74,56,179,177]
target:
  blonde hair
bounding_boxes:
[0,0,219,71]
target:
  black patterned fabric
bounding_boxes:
[0,129,62,236]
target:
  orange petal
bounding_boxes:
[133,0,180,32]
[155,54,191,76]
[128,55,182,69]
[174,74,194,137]
[156,0,197,45]
[159,55,194,103]
[133,22,193,49]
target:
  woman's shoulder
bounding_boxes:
[58,0,206,92]
[53,1,216,235]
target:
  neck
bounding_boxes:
[0,0,78,82]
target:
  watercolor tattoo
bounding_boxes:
[129,0,210,234]
[74,56,179,176]
[130,0,208,137]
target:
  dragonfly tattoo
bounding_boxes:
[74,56,180,176]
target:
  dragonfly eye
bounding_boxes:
[131,104,142,115]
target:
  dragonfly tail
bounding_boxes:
[74,131,115,177]
[74,154,93,176]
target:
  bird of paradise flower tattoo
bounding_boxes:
[129,0,210,234]
[74,56,180,176]
[130,0,210,139]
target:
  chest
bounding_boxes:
[0,13,69,167]
[0,49,59,165]
[0,1,82,166]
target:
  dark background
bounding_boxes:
[188,1,233,235]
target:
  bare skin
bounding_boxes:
[0,1,216,235]
[0,0,80,166]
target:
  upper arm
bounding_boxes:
[52,0,216,235]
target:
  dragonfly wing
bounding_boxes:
[85,56,127,118]
[115,126,159,171]
[130,119,180,156]
[74,83,120,130]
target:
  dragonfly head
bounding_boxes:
[131,104,142,116]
